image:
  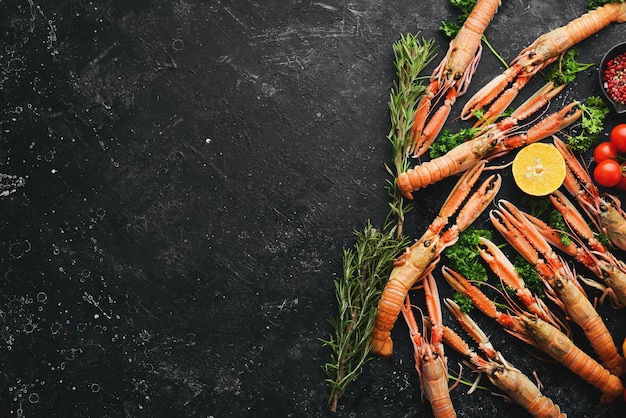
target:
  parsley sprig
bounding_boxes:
[429,127,481,158]
[545,49,593,86]
[512,256,544,298]
[537,48,605,153]
[444,227,492,312]
[548,210,572,247]
[567,96,610,152]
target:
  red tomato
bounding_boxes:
[594,159,623,187]
[593,141,618,163]
[609,124,626,153]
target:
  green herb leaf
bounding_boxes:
[548,210,572,246]
[444,227,493,312]
[566,96,610,152]
[445,227,491,281]
[519,195,551,218]
[587,0,625,11]
[451,0,478,21]
[545,49,593,86]
[597,232,612,247]
[513,256,544,298]
[440,0,477,38]
[429,127,480,158]
[439,21,462,38]
[452,291,476,313]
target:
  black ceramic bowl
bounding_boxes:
[599,42,626,114]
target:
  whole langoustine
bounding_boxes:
[443,267,624,403]
[409,0,501,157]
[397,101,580,199]
[523,315,624,403]
[462,1,626,121]
[525,189,626,309]
[444,299,566,418]
[371,161,501,357]
[490,200,626,377]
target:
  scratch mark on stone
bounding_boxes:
[261,52,310,70]
[218,55,261,85]
[159,116,184,134]
[313,2,338,11]
[88,42,119,69]
[221,3,249,32]
[261,298,299,317]
[253,25,357,43]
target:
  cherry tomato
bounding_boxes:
[594,159,623,187]
[593,141,618,163]
[609,124,626,153]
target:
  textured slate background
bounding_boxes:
[0,0,625,417]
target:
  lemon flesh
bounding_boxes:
[512,142,566,196]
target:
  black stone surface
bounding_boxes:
[1,0,625,417]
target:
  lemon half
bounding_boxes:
[512,142,566,196]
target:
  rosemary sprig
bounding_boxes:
[322,223,410,412]
[386,34,437,237]
[322,34,435,412]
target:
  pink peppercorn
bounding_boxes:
[604,51,626,105]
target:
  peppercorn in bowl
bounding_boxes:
[599,42,626,114]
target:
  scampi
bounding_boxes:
[525,189,626,309]
[409,0,501,157]
[461,1,626,121]
[371,161,501,356]
[444,298,566,418]
[490,200,626,377]
[398,99,580,198]
[443,267,624,403]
